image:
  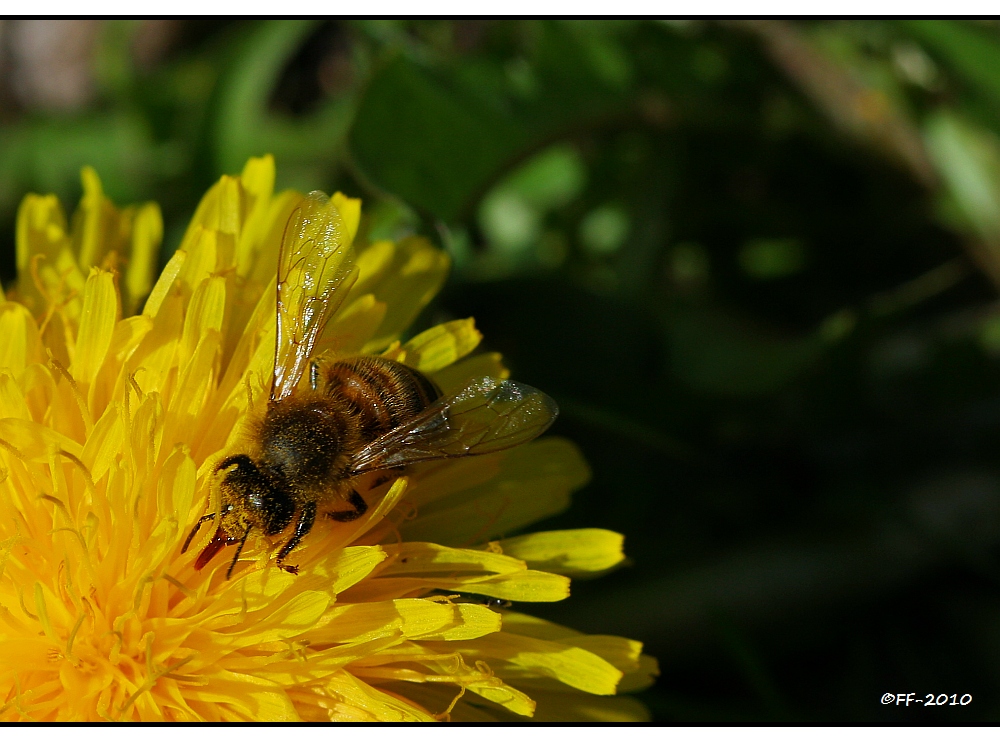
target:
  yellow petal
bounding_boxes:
[342,539,572,600]
[618,653,660,693]
[176,174,241,279]
[0,303,42,379]
[215,272,274,391]
[0,418,83,461]
[353,240,395,294]
[178,670,298,721]
[481,612,658,694]
[321,293,387,357]
[382,542,529,576]
[400,454,503,510]
[14,193,78,319]
[353,236,450,352]
[247,191,302,285]
[229,641,397,687]
[156,445,196,528]
[464,679,536,717]
[470,570,571,602]
[108,316,155,371]
[430,351,509,395]
[212,177,241,272]
[331,192,362,247]
[526,689,652,722]
[235,156,277,277]
[142,249,186,319]
[322,671,438,721]
[308,545,388,595]
[314,477,410,554]
[305,601,406,644]
[173,567,298,624]
[167,329,219,422]
[89,315,153,417]
[0,638,52,672]
[215,176,242,239]
[210,590,331,649]
[400,318,482,373]
[240,154,275,208]
[178,228,218,294]
[130,290,183,394]
[432,603,503,640]
[401,437,589,546]
[568,635,643,673]
[74,166,111,270]
[69,269,118,387]
[0,373,31,420]
[356,660,538,717]
[16,193,67,275]
[80,403,123,483]
[494,610,582,641]
[124,202,163,316]
[427,632,622,695]
[343,569,569,604]
[180,276,227,367]
[498,529,625,576]
[313,598,501,644]
[372,683,501,721]
[21,362,57,423]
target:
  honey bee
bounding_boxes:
[182,192,558,578]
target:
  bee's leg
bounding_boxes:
[276,501,316,575]
[310,360,319,391]
[326,490,368,522]
[225,526,252,580]
[181,513,217,553]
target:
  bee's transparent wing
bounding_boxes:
[349,377,559,474]
[272,191,358,401]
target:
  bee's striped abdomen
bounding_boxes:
[325,356,441,443]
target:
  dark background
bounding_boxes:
[2,19,1000,722]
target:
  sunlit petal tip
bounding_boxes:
[498,529,626,576]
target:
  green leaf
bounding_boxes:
[210,20,355,185]
[0,113,157,211]
[211,20,317,173]
[349,56,524,222]
[349,23,630,223]
[904,20,1000,109]
[664,302,831,397]
[924,111,1000,239]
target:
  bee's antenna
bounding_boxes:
[181,513,216,554]
[226,526,252,579]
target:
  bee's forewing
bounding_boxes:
[349,377,559,474]
[272,191,358,401]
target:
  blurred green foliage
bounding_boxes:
[5,19,1000,722]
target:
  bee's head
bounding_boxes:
[190,454,299,573]
[216,454,296,536]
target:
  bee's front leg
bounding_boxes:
[276,501,317,574]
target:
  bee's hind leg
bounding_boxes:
[276,501,316,575]
[326,490,368,522]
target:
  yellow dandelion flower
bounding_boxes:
[0,155,657,722]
